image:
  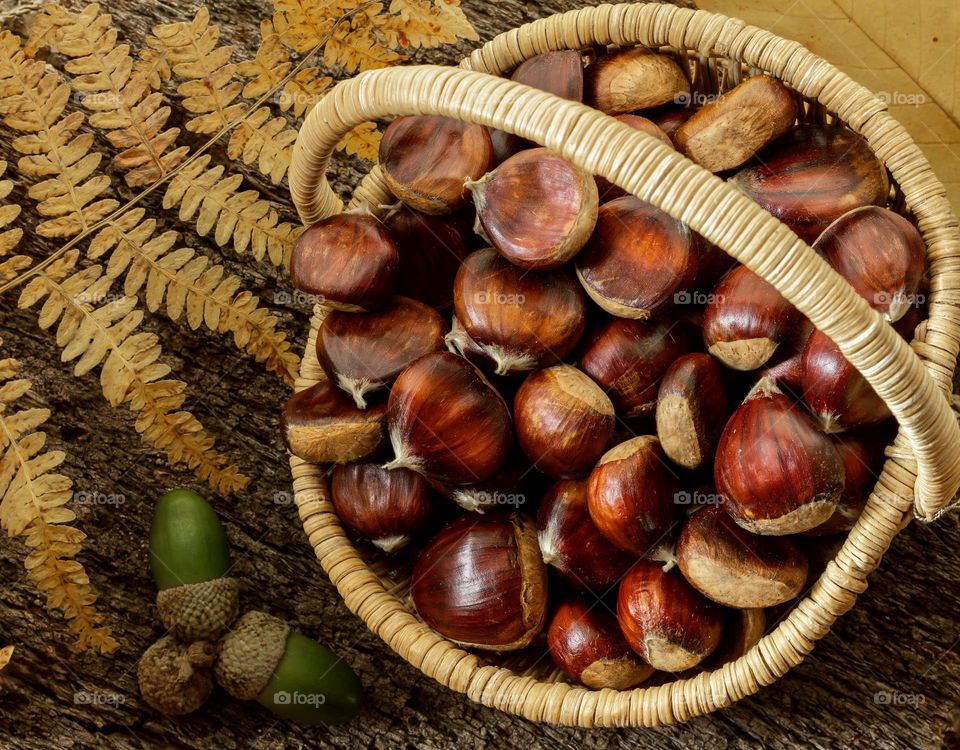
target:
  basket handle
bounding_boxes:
[289,64,960,520]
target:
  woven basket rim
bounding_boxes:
[287,2,960,727]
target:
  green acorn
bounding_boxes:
[215,611,363,725]
[150,488,240,642]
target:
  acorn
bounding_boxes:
[714,379,843,535]
[596,115,673,202]
[576,196,698,319]
[453,248,587,374]
[674,75,797,173]
[730,124,889,243]
[289,211,398,311]
[379,115,494,214]
[702,264,801,370]
[216,611,363,725]
[149,488,239,642]
[585,47,690,114]
[815,205,926,323]
[384,351,513,485]
[490,50,585,161]
[547,597,654,689]
[138,636,215,716]
[513,365,615,479]
[317,296,446,408]
[579,316,690,418]
[410,512,548,651]
[281,380,386,464]
[467,148,599,269]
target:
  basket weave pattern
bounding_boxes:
[286,3,960,727]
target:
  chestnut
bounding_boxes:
[804,432,885,535]
[514,365,615,479]
[289,212,398,311]
[468,148,598,269]
[536,479,633,593]
[281,380,385,463]
[490,51,584,161]
[643,103,696,141]
[714,379,843,535]
[730,124,888,243]
[385,205,475,309]
[330,463,433,552]
[755,318,814,394]
[702,265,801,371]
[547,598,653,689]
[799,328,890,432]
[587,436,679,557]
[676,506,808,608]
[384,352,512,485]
[410,512,547,651]
[692,239,737,293]
[815,205,926,322]
[617,560,724,672]
[596,115,672,203]
[701,608,765,669]
[656,353,730,470]
[674,75,797,173]
[317,296,446,408]
[453,248,587,374]
[379,115,494,214]
[576,196,698,319]
[585,47,690,115]
[444,315,502,374]
[437,453,533,514]
[579,316,690,418]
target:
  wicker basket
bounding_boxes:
[286,2,960,727]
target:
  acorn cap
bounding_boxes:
[156,577,240,642]
[215,611,290,701]
[138,636,215,716]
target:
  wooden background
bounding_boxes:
[0,0,958,748]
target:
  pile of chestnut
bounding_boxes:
[282,46,926,689]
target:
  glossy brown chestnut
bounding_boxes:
[281,380,385,464]
[585,47,690,115]
[514,365,615,479]
[596,115,673,202]
[576,196,698,319]
[799,329,890,432]
[656,353,730,470]
[490,51,584,161]
[730,124,889,243]
[643,103,697,141]
[755,318,814,394]
[468,148,599,269]
[548,598,653,689]
[691,238,737,293]
[537,480,634,592]
[317,296,446,408]
[676,506,808,608]
[700,608,765,670]
[714,379,843,535]
[816,205,926,322]
[410,512,547,651]
[444,315,502,373]
[804,432,884,535]
[384,352,512,485]
[617,560,724,672]
[436,453,533,514]
[379,115,494,214]
[579,316,690,418]
[453,248,587,374]
[289,212,398,310]
[587,436,679,557]
[330,463,433,552]
[674,75,797,173]
[385,205,475,309]
[702,265,801,370]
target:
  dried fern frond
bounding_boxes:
[34,2,189,188]
[148,7,296,184]
[337,121,382,161]
[382,0,478,49]
[0,645,12,671]
[0,331,118,654]
[0,30,248,493]
[0,162,27,283]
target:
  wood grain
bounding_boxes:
[0,1,958,748]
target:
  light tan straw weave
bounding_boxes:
[287,2,960,727]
